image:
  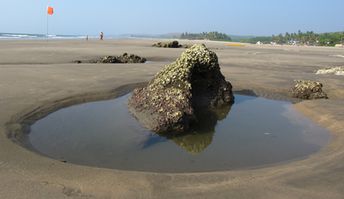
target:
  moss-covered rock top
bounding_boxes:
[148,44,219,91]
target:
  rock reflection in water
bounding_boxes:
[142,104,232,154]
[170,132,214,154]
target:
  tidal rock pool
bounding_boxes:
[26,93,329,172]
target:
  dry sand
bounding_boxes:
[0,39,343,199]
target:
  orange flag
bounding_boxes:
[47,6,54,15]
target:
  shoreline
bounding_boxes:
[0,39,343,198]
[1,38,343,50]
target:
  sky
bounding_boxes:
[0,0,343,36]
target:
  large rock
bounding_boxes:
[291,80,328,99]
[128,44,234,134]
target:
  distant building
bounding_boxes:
[289,40,297,45]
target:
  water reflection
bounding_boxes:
[142,104,232,154]
[171,132,214,154]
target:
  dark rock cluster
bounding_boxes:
[128,44,234,135]
[96,53,147,63]
[152,41,183,48]
[291,80,328,99]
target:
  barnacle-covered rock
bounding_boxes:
[128,44,234,134]
[152,41,182,48]
[97,53,146,63]
[291,80,328,99]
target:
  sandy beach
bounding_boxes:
[0,39,344,199]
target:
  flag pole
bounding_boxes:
[46,1,49,41]
[46,0,51,41]
[46,8,49,41]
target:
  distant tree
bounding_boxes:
[285,32,291,43]
[180,31,231,41]
[241,30,344,46]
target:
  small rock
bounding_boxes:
[152,41,183,48]
[96,53,146,63]
[291,80,328,100]
[73,60,82,64]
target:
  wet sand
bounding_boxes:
[0,39,344,198]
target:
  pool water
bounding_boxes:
[28,93,329,172]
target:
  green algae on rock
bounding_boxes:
[128,44,234,134]
[291,80,328,100]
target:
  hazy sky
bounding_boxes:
[0,0,343,36]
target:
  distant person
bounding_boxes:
[100,32,104,40]
[86,35,88,41]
